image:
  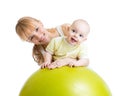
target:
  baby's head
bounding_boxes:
[15,16,43,41]
[71,19,90,36]
[66,19,90,45]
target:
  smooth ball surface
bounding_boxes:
[19,66,111,96]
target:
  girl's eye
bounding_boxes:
[30,36,34,41]
[27,35,34,42]
[43,33,45,36]
[79,34,83,37]
[35,27,39,32]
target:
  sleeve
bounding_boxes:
[46,38,56,55]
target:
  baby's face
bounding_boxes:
[66,24,88,46]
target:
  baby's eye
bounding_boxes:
[79,34,83,37]
[35,27,39,32]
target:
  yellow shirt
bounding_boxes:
[46,37,87,60]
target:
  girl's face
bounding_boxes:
[27,23,49,45]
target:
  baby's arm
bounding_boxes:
[48,57,89,69]
[48,58,73,69]
[68,43,89,67]
[41,51,52,69]
[68,58,89,67]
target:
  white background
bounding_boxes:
[0,0,119,96]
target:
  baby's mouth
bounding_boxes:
[71,37,77,43]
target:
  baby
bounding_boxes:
[41,19,90,69]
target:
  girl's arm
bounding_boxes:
[41,51,52,69]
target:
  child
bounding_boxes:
[41,19,90,69]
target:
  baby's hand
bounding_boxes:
[68,63,75,67]
[68,60,77,67]
[48,59,67,69]
[47,63,57,69]
[41,61,50,69]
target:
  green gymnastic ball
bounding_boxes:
[19,66,111,96]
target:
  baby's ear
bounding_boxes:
[84,38,87,41]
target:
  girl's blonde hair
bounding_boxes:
[15,16,44,65]
[15,16,42,41]
[32,45,44,65]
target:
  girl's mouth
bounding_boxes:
[39,37,45,42]
[39,37,48,43]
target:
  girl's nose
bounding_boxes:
[34,33,41,40]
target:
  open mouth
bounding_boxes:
[71,37,77,43]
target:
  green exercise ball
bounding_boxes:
[19,66,111,96]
